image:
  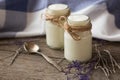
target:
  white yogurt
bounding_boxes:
[64,15,92,62]
[45,4,70,49]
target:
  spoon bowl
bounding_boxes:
[24,42,40,53]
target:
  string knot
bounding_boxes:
[45,10,70,27]
[64,22,92,41]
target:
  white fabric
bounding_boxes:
[0,10,6,28]
[71,3,120,41]
[0,10,46,38]
[0,2,120,41]
[34,3,120,41]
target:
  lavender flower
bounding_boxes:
[64,60,96,80]
[67,61,82,70]
[80,75,89,80]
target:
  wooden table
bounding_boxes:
[0,37,120,80]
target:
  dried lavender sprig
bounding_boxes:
[94,44,101,69]
[9,47,22,65]
[99,66,110,80]
[64,60,95,80]
[102,57,113,75]
[104,50,116,73]
[112,58,120,69]
[102,58,110,76]
[94,44,110,78]
[98,58,110,77]
[100,52,112,76]
[0,53,14,61]
[104,50,120,69]
[95,57,100,69]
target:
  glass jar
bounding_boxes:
[64,15,92,62]
[45,4,70,49]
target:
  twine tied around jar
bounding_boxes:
[45,10,70,27]
[64,22,92,41]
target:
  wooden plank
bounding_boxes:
[0,37,119,80]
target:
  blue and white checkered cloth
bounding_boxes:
[0,0,120,41]
[0,0,47,38]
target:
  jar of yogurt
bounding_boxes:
[45,4,70,49]
[64,15,92,62]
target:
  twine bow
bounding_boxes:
[64,22,92,41]
[45,10,70,27]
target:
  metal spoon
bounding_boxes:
[23,42,63,72]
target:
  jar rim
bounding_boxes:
[48,4,68,11]
[68,14,90,22]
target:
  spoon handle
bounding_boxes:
[36,52,62,72]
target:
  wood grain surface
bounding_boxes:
[0,37,120,80]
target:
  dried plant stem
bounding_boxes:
[104,50,120,70]
[94,44,120,80]
[0,53,14,61]
[100,66,110,80]
[113,59,120,69]
[94,44,110,79]
[99,54,109,77]
[103,60,110,76]
[105,50,116,73]
[9,47,22,65]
